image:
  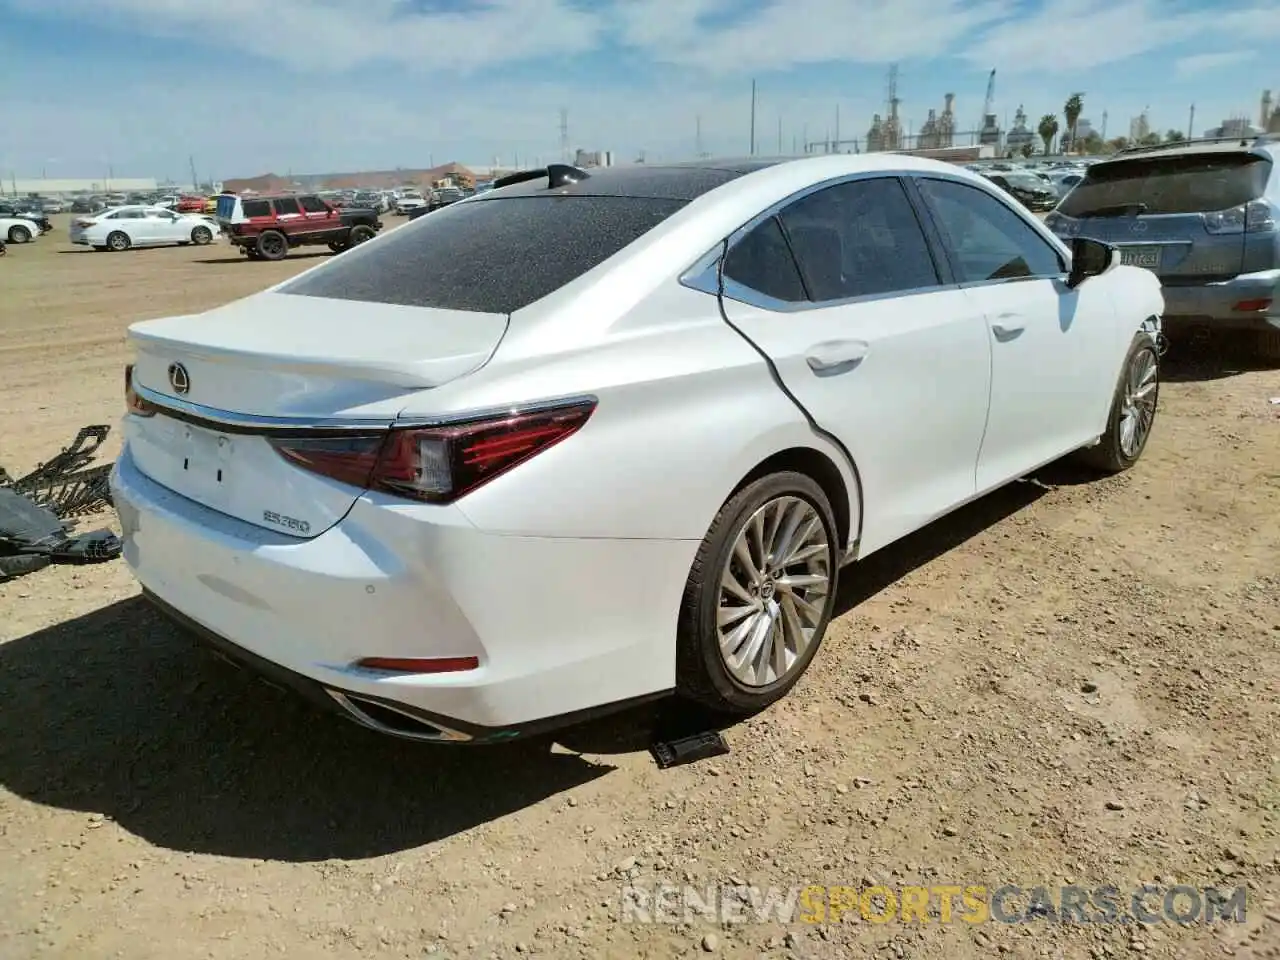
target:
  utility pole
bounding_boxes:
[559,108,570,162]
[1188,103,1195,139]
[835,104,840,153]
[189,155,199,191]
[696,114,703,158]
[1101,110,1108,141]
[802,123,808,154]
[777,116,782,154]
[749,79,757,156]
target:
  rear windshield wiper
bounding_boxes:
[1075,202,1148,218]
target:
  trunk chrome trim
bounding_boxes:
[132,381,599,436]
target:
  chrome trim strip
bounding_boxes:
[133,381,599,435]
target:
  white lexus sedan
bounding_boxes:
[110,155,1164,744]
[70,205,218,251]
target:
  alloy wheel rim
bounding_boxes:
[109,235,125,249]
[264,236,283,254]
[1119,347,1157,458]
[716,496,831,688]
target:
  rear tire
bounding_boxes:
[1075,333,1159,473]
[677,471,839,715]
[8,225,31,243]
[190,225,213,245]
[106,231,130,252]
[347,224,375,246]
[255,230,288,261]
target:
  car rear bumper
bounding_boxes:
[1160,268,1280,331]
[109,447,687,740]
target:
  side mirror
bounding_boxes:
[1066,236,1119,289]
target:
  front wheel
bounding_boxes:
[106,231,131,252]
[677,472,839,715]
[8,225,31,243]
[1076,334,1159,473]
[190,225,213,245]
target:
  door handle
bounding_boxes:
[805,340,869,374]
[991,316,1026,340]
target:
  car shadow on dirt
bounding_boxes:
[1160,332,1280,383]
[195,253,333,265]
[0,596,612,862]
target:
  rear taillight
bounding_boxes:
[1204,201,1276,235]
[268,400,595,503]
[124,364,156,417]
[73,218,96,228]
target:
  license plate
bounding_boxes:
[1120,245,1161,269]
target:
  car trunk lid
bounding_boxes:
[125,291,509,537]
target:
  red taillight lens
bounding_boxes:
[267,400,595,503]
[73,218,96,228]
[124,364,156,417]
[355,656,479,674]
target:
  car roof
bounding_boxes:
[1097,133,1280,166]
[477,155,992,203]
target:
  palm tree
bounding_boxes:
[1063,93,1084,154]
[1038,114,1060,155]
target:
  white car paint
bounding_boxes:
[394,191,426,213]
[1,216,42,243]
[109,154,1164,742]
[70,205,219,250]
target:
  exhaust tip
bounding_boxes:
[325,689,472,743]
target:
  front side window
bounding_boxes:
[917,178,1064,283]
[777,177,941,301]
[273,197,301,216]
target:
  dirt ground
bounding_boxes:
[1,214,1279,960]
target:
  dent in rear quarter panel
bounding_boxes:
[411,284,859,543]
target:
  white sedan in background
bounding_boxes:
[1,214,43,244]
[111,155,1163,744]
[70,205,219,251]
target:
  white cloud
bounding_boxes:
[6,0,606,72]
[620,0,1016,73]
[962,0,1277,74]
[1175,50,1257,78]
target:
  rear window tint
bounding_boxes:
[1059,154,1271,216]
[242,199,271,217]
[279,195,686,314]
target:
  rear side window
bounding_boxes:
[242,199,271,218]
[723,217,807,302]
[273,197,301,215]
[298,195,328,213]
[280,196,686,314]
[1059,155,1272,217]
[778,177,941,300]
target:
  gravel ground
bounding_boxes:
[1,215,1279,960]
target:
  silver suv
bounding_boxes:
[1045,134,1280,354]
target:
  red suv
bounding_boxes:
[215,193,383,260]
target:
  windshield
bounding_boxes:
[1002,174,1048,190]
[1058,154,1271,217]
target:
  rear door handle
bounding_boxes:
[805,339,869,374]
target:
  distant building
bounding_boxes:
[939,93,956,148]
[917,109,941,150]
[1262,90,1274,132]
[223,163,475,195]
[866,114,886,152]
[1005,105,1034,153]
[1203,117,1258,139]
[978,113,1001,148]
[1129,111,1150,142]
[574,149,613,168]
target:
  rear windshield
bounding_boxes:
[279,195,686,314]
[1059,154,1272,217]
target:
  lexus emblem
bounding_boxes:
[168,362,190,395]
[1130,220,1147,234]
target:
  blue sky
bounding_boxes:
[0,0,1274,180]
